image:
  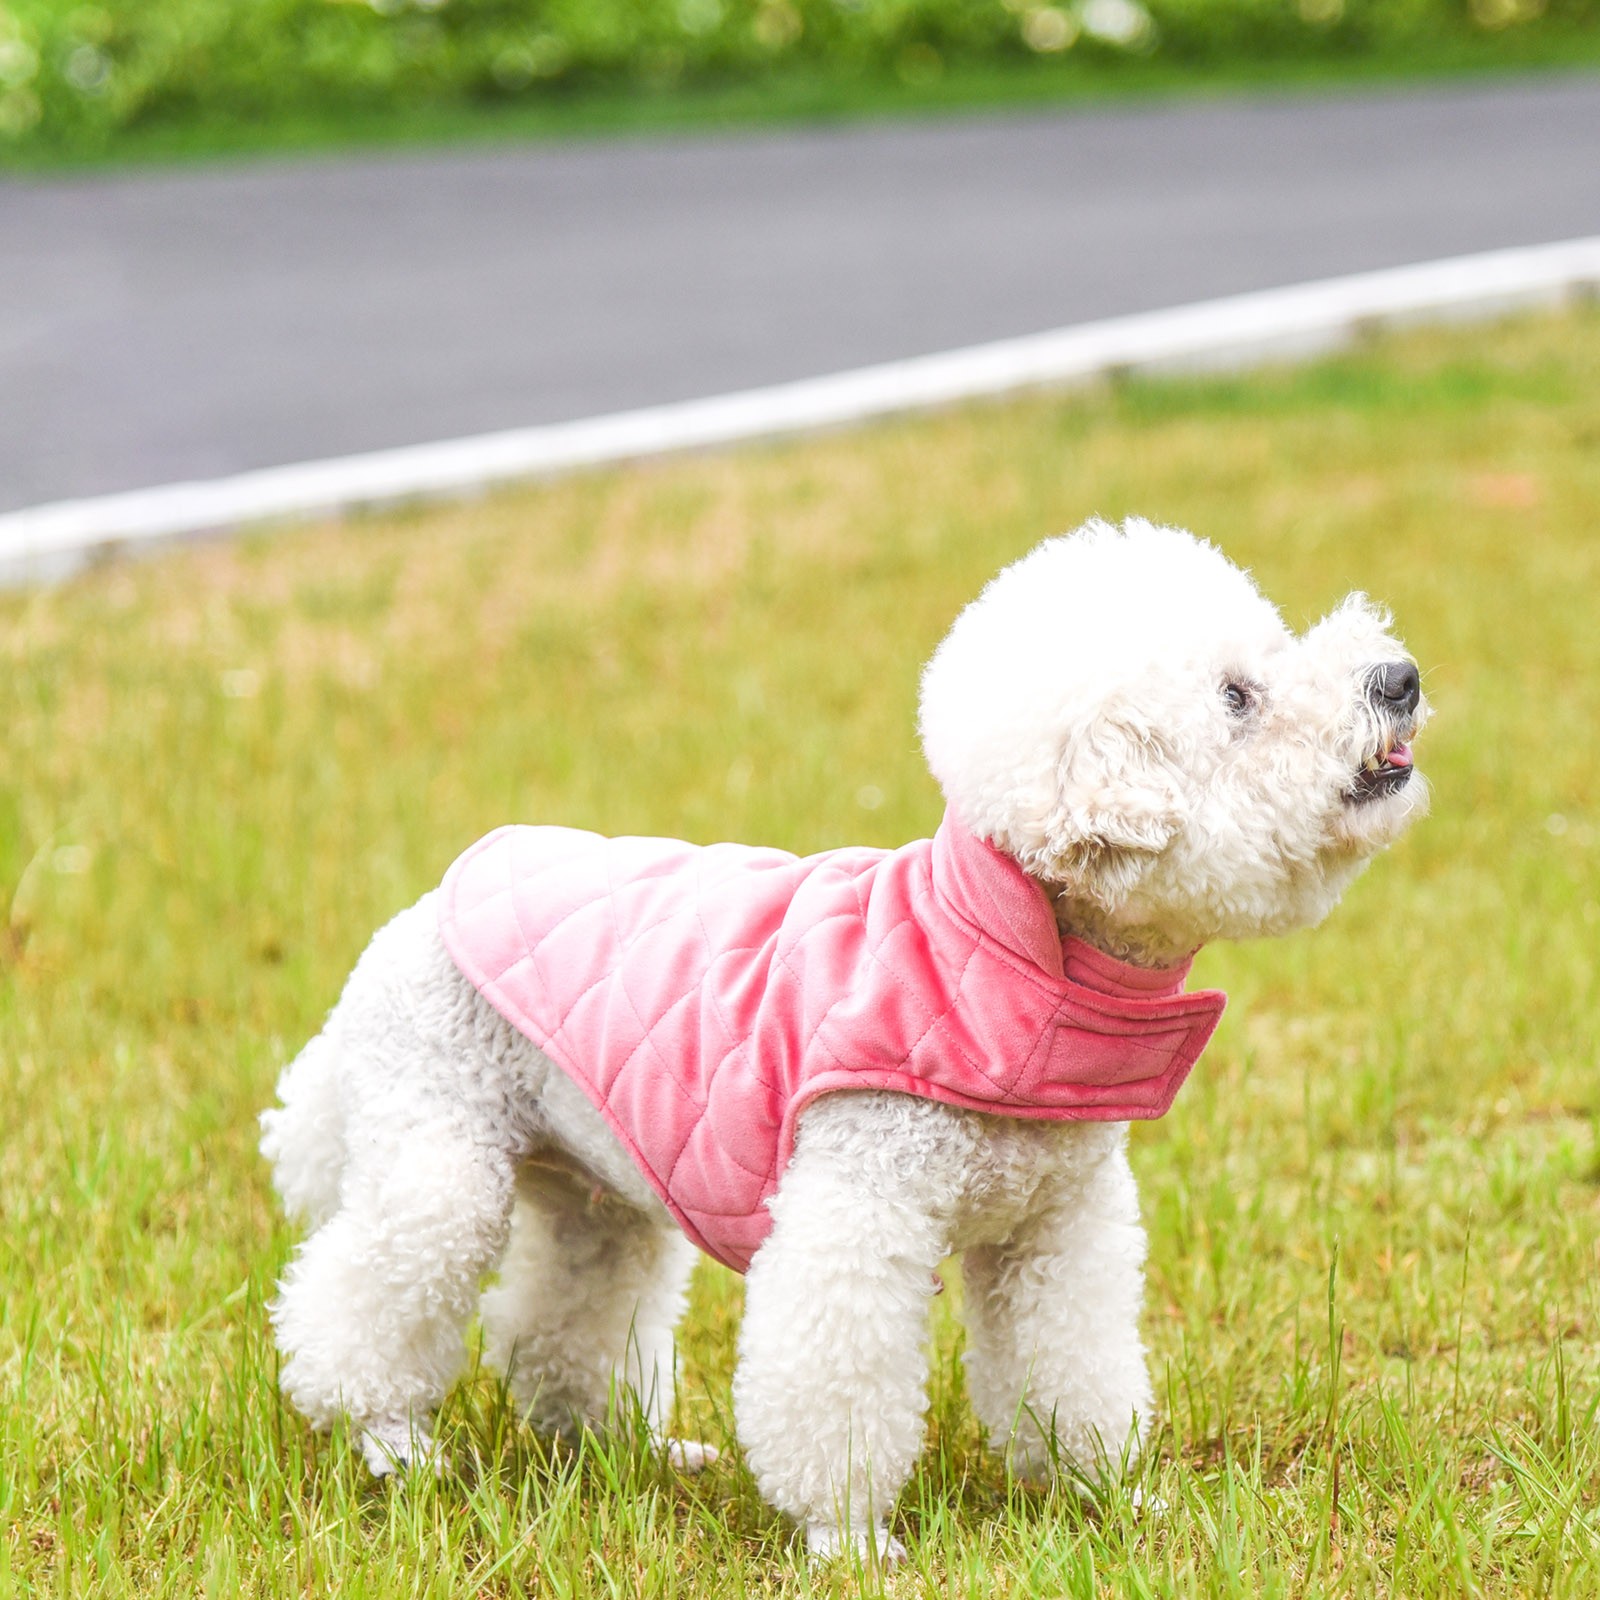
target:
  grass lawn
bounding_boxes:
[3,308,1599,1596]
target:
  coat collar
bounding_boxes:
[928,807,1197,998]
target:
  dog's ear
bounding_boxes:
[1038,716,1186,908]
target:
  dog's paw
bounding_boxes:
[359,1421,446,1479]
[664,1438,720,1473]
[805,1524,906,1567]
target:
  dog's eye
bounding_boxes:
[1222,681,1255,716]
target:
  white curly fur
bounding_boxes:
[261,518,1428,1559]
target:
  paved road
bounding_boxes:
[2,75,1598,513]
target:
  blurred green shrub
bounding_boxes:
[0,0,1594,147]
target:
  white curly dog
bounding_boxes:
[261,519,1428,1562]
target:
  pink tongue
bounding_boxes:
[1385,743,1413,768]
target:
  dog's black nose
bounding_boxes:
[1372,660,1420,715]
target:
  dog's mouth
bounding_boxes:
[1345,739,1414,803]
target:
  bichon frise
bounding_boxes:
[261,518,1428,1561]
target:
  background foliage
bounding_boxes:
[1,0,1596,151]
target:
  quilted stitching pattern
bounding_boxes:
[438,812,1225,1274]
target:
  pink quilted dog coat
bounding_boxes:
[438,810,1225,1273]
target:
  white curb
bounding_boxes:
[4,235,1598,583]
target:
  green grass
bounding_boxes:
[4,308,1600,1596]
[7,37,1600,173]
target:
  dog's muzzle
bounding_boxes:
[1347,659,1421,803]
[1371,660,1420,717]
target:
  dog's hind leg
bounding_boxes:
[271,1101,516,1476]
[261,1022,347,1230]
[962,1125,1154,1488]
[481,1165,706,1464]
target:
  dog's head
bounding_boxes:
[918,519,1429,962]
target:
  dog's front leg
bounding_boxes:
[962,1124,1154,1488]
[733,1112,945,1566]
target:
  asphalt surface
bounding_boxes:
[3,75,1598,513]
